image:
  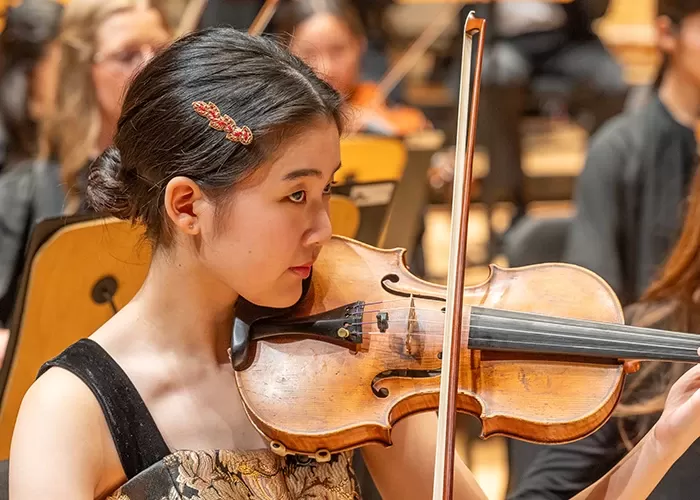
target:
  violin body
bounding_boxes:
[235,236,626,460]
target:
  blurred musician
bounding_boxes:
[450,0,628,223]
[565,0,700,306]
[274,0,430,137]
[0,0,63,174]
[0,0,170,362]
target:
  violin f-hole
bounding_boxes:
[371,369,442,398]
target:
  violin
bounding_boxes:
[231,236,700,457]
[228,12,700,500]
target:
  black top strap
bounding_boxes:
[38,338,170,479]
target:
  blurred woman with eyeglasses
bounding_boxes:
[0,0,171,363]
[0,0,64,174]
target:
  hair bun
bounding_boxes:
[85,146,133,220]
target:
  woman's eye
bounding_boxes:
[323,182,334,195]
[288,191,306,203]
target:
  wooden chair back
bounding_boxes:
[0,218,150,459]
[330,195,360,239]
[338,135,407,183]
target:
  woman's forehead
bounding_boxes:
[244,122,341,188]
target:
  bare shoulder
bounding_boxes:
[9,366,115,499]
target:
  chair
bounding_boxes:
[0,216,151,459]
[329,195,360,239]
[338,135,407,184]
[336,135,408,247]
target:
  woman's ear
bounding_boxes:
[164,176,205,235]
[656,15,679,56]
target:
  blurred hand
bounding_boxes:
[428,148,455,191]
[653,354,700,458]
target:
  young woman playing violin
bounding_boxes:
[8,28,700,500]
[273,0,429,137]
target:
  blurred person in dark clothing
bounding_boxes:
[565,0,700,306]
[274,0,428,136]
[0,0,64,173]
[198,0,398,100]
[197,0,265,31]
[451,1,628,223]
[0,0,171,363]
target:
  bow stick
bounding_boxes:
[175,0,209,38]
[371,4,462,108]
[248,0,280,36]
[432,11,485,500]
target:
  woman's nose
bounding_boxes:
[306,203,333,246]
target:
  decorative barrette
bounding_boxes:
[192,101,253,145]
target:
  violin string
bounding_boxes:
[470,314,700,345]
[359,307,700,346]
[352,323,700,353]
[348,320,446,326]
[362,306,447,315]
[467,338,700,356]
[361,298,422,307]
[471,325,700,352]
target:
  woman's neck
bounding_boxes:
[658,67,700,128]
[127,249,239,364]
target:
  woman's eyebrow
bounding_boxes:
[282,163,342,181]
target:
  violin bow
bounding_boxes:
[174,0,278,39]
[432,11,485,500]
[175,0,209,38]
[248,0,280,36]
[371,4,462,108]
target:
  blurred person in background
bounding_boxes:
[0,0,64,173]
[0,0,171,365]
[198,0,265,31]
[510,164,700,499]
[274,0,428,137]
[451,0,628,230]
[0,0,64,366]
[199,0,397,98]
[565,0,700,306]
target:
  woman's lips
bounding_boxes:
[289,265,312,279]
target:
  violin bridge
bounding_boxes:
[407,295,418,334]
[405,295,419,356]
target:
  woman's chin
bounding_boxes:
[244,280,303,310]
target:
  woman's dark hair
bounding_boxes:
[0,0,63,166]
[273,0,366,42]
[613,165,700,449]
[86,28,344,246]
[654,0,700,88]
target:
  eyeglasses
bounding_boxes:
[93,42,167,70]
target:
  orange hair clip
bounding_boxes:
[192,101,253,145]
